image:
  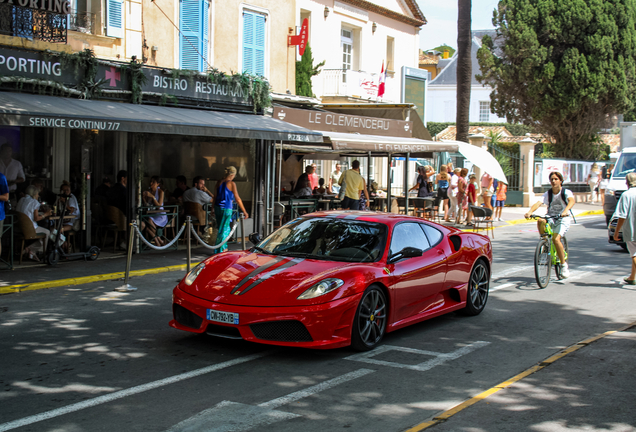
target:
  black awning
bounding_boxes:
[0,92,323,143]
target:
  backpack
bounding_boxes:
[547,188,567,206]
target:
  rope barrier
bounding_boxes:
[189,221,239,250]
[133,223,187,251]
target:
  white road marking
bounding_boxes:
[166,369,375,432]
[491,282,515,292]
[257,368,374,409]
[345,342,490,372]
[0,352,270,432]
[492,266,533,280]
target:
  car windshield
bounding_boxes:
[258,217,387,263]
[614,153,636,178]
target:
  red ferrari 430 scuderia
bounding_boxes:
[170,211,492,350]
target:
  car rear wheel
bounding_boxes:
[351,285,387,351]
[462,260,489,316]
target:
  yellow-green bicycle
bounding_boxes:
[531,214,569,288]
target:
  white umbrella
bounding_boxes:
[449,140,508,184]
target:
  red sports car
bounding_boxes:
[170,211,492,350]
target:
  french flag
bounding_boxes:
[378,60,386,98]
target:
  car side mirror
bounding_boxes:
[388,247,423,264]
[248,232,262,245]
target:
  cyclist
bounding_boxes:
[524,171,575,278]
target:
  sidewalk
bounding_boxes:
[0,202,605,295]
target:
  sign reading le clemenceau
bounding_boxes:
[273,106,413,138]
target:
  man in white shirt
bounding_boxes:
[183,176,214,206]
[329,164,342,194]
[0,143,25,194]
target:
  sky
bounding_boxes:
[416,0,500,51]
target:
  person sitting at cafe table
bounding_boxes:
[293,166,314,197]
[108,170,128,215]
[142,176,168,247]
[16,185,52,261]
[339,160,369,210]
[313,178,327,195]
[168,175,189,205]
[182,176,214,206]
[55,181,80,252]
[94,177,111,198]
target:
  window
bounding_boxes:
[420,223,443,247]
[386,36,394,72]
[106,0,124,38]
[179,0,209,72]
[341,28,352,82]
[479,101,490,122]
[390,223,430,256]
[242,9,266,76]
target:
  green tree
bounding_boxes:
[477,0,636,159]
[456,0,472,143]
[295,45,325,97]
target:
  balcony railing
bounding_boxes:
[68,11,95,35]
[0,2,67,43]
[319,68,393,101]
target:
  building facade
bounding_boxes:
[426,30,507,124]
[296,0,425,103]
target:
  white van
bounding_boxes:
[603,147,636,225]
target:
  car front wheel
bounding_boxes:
[351,285,387,351]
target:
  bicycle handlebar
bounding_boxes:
[529,214,563,221]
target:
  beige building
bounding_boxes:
[0,0,295,93]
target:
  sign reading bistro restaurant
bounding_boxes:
[273,106,413,138]
[0,47,251,108]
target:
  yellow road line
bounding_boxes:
[404,319,636,431]
[0,262,199,295]
[460,209,604,233]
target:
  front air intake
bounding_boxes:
[250,320,313,342]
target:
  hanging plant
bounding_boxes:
[124,56,148,104]
[159,94,179,106]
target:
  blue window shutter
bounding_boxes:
[180,0,201,71]
[201,0,209,69]
[106,0,123,38]
[242,10,265,76]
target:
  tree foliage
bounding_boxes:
[477,0,636,159]
[295,45,325,97]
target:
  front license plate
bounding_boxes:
[207,309,239,325]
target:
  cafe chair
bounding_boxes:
[16,212,46,265]
[417,198,440,222]
[183,202,206,235]
[469,205,494,238]
[104,206,127,253]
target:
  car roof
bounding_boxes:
[303,210,454,229]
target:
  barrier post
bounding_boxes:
[186,216,192,273]
[240,213,246,250]
[115,221,138,292]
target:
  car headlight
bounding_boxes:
[184,262,205,286]
[297,278,344,300]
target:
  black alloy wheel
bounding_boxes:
[351,285,387,351]
[462,260,490,316]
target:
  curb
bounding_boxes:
[405,319,636,431]
[0,210,604,295]
[460,209,604,233]
[0,263,198,295]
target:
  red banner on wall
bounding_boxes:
[288,18,309,56]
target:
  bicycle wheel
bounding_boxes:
[534,239,552,288]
